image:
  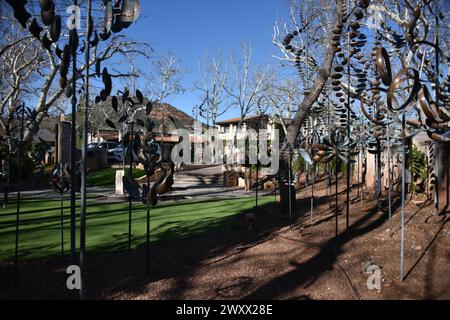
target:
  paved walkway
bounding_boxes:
[19,185,273,202]
[17,165,274,202]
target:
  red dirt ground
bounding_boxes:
[1,176,449,300]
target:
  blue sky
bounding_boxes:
[119,0,290,121]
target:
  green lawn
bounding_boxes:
[0,196,272,261]
[87,167,146,187]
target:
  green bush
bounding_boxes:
[407,144,428,193]
[292,153,306,173]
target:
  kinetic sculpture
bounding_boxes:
[5,0,141,295]
[371,0,448,280]
[106,88,177,275]
[0,103,51,288]
[282,0,448,282]
[50,164,71,256]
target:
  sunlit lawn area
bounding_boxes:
[87,168,146,187]
[0,196,272,261]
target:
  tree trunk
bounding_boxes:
[277,0,344,215]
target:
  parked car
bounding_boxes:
[87,142,99,149]
[107,144,126,163]
[88,142,124,163]
[88,142,143,163]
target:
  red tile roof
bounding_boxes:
[215,115,270,125]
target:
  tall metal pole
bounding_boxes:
[80,0,92,300]
[60,179,64,256]
[328,162,332,208]
[256,163,259,209]
[346,22,351,231]
[305,162,309,203]
[14,102,25,289]
[255,126,259,211]
[377,138,382,211]
[288,150,292,226]
[274,173,278,204]
[357,147,361,198]
[327,97,332,209]
[311,162,315,222]
[434,0,440,216]
[387,123,392,237]
[335,155,339,237]
[361,147,364,204]
[435,142,440,213]
[400,106,406,281]
[146,175,151,276]
[374,106,381,212]
[128,122,134,252]
[69,0,78,266]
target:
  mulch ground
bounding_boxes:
[1,176,449,300]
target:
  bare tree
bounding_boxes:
[0,36,43,136]
[143,52,185,104]
[257,72,302,134]
[0,4,150,147]
[90,51,185,138]
[195,50,231,126]
[272,0,449,211]
[272,0,346,210]
[227,42,270,125]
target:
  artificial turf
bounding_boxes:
[0,196,272,261]
[86,167,147,187]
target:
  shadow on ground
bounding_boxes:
[0,177,448,300]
